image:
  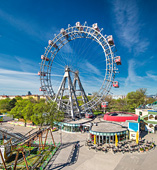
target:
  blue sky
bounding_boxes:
[0,0,157,96]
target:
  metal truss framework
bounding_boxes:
[39,22,119,112]
[54,66,81,119]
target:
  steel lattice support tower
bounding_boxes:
[73,71,92,112]
[54,66,81,119]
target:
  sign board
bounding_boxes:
[128,122,139,132]
[129,131,137,140]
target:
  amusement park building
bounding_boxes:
[135,108,151,117]
[111,95,126,99]
[0,95,46,101]
[103,112,139,122]
[147,110,157,131]
[22,95,40,101]
[89,122,129,144]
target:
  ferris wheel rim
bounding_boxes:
[39,22,118,111]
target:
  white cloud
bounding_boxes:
[125,59,157,85]
[0,74,40,95]
[125,59,140,84]
[15,56,39,72]
[111,0,149,54]
[121,59,157,95]
[85,61,101,75]
[146,72,157,81]
[0,68,63,95]
[0,68,36,75]
[125,59,148,87]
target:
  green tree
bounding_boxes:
[126,88,147,112]
[31,101,64,127]
[22,101,34,126]
[109,99,118,111]
[9,100,32,126]
[47,101,64,127]
[32,102,47,126]
[115,98,129,111]
[146,98,156,104]
[7,98,17,111]
[28,97,38,103]
[39,98,46,103]
[15,96,23,100]
[0,98,10,113]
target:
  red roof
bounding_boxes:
[103,112,138,122]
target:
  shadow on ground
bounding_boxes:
[140,131,148,139]
[46,141,80,170]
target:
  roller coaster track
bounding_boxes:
[0,126,51,147]
[0,128,21,140]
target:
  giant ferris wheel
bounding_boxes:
[38,22,121,118]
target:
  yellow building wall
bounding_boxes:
[22,95,40,101]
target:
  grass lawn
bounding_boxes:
[93,111,103,115]
[4,145,55,169]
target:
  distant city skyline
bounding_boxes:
[0,0,157,96]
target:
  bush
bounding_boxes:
[140,148,144,151]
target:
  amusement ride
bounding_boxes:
[38,21,121,119]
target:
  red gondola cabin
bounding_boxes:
[92,23,100,32]
[48,40,58,48]
[41,55,49,61]
[60,28,69,39]
[39,87,46,91]
[113,81,119,88]
[76,22,83,31]
[115,56,121,65]
[38,72,46,76]
[107,35,114,46]
[101,102,108,108]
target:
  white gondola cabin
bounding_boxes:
[107,35,114,46]
[41,55,49,61]
[115,56,121,65]
[92,23,100,32]
[48,40,58,49]
[60,28,69,39]
[76,22,83,31]
[113,81,119,88]
[38,72,46,76]
[39,87,46,91]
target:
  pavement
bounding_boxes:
[45,130,157,170]
[0,122,157,170]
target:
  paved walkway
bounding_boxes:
[1,122,157,170]
[115,149,157,170]
[45,130,157,170]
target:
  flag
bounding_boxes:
[115,133,118,147]
[136,131,139,144]
[94,135,96,144]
